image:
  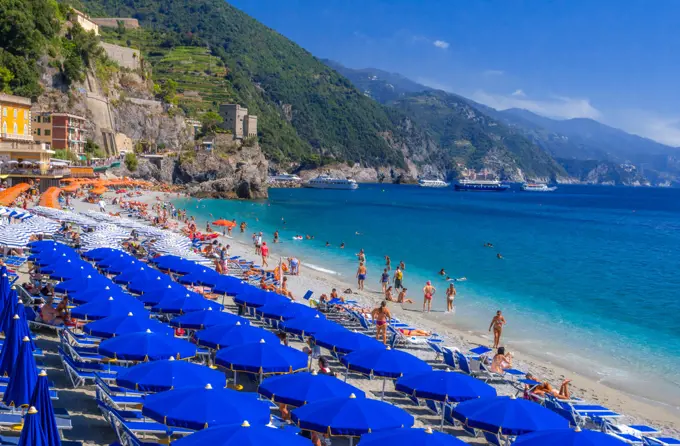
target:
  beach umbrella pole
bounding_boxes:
[381,377,386,401]
[440,400,445,431]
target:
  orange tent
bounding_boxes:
[0,183,31,206]
[90,186,107,195]
[213,220,237,228]
[38,187,62,209]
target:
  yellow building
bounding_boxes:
[0,93,32,142]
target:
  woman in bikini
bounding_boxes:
[525,373,572,400]
[384,285,395,302]
[397,288,414,304]
[422,281,436,313]
[490,346,513,374]
[445,283,456,313]
[371,301,391,344]
[488,310,506,349]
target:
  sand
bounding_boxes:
[12,189,677,444]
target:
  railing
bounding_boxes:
[0,133,33,142]
[0,167,70,176]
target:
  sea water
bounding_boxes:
[174,184,680,407]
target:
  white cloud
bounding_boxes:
[472,89,602,120]
[483,70,505,77]
[605,109,680,147]
[511,89,526,97]
[433,40,450,49]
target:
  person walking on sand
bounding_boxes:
[380,268,390,293]
[98,199,106,213]
[446,283,457,313]
[489,310,507,349]
[422,281,436,313]
[261,241,269,267]
[394,267,404,290]
[371,301,392,344]
[356,262,367,291]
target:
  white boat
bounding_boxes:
[418,179,449,188]
[455,179,509,192]
[303,174,358,190]
[269,173,302,184]
[521,183,557,192]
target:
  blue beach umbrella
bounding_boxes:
[195,322,278,350]
[28,240,64,252]
[255,301,324,321]
[153,255,202,275]
[0,314,23,376]
[113,265,157,285]
[360,427,468,446]
[33,250,77,267]
[69,286,129,305]
[71,295,147,321]
[313,329,386,355]
[142,384,271,430]
[233,289,289,308]
[0,289,19,335]
[96,252,136,269]
[103,258,140,276]
[30,370,62,446]
[215,340,308,376]
[54,274,113,294]
[177,268,223,288]
[15,301,36,350]
[151,293,223,315]
[3,336,38,407]
[212,276,248,296]
[395,369,497,402]
[279,314,343,336]
[117,357,227,392]
[172,420,310,446]
[291,393,414,438]
[452,396,570,435]
[126,273,174,295]
[84,312,173,338]
[99,329,198,361]
[513,428,629,446]
[18,406,47,446]
[43,261,95,281]
[82,247,125,261]
[169,308,248,330]
[259,371,365,407]
[129,282,182,306]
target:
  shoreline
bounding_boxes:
[89,190,680,434]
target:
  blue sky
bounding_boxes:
[230,0,680,146]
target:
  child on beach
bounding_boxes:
[384,285,395,302]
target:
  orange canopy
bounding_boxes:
[38,187,62,209]
[62,184,79,193]
[213,220,236,228]
[0,183,31,206]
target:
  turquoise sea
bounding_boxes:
[174,184,680,407]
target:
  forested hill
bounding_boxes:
[75,0,409,169]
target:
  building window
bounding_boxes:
[23,124,27,135]
[13,109,17,118]
[36,129,41,136]
[13,123,17,134]
[1,107,4,117]
[45,116,50,123]
[45,130,50,136]
[1,122,6,133]
[24,110,28,120]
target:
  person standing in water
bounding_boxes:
[399,260,406,271]
[371,301,391,344]
[380,268,390,293]
[385,255,391,271]
[261,241,269,267]
[356,262,367,291]
[356,249,366,263]
[488,310,507,349]
[446,283,457,313]
[422,281,436,313]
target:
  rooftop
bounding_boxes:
[0,94,32,107]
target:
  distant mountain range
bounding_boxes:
[325,60,680,186]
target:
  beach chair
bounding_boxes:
[599,419,661,444]
[482,431,504,446]
[95,374,145,411]
[25,305,66,332]
[546,396,621,428]
[442,346,457,369]
[387,325,435,349]
[424,399,440,415]
[58,347,119,388]
[644,438,680,446]
[427,339,446,361]
[98,401,191,445]
[454,349,490,381]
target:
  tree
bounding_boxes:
[0,67,14,93]
[124,152,138,171]
[200,111,223,133]
[53,149,78,162]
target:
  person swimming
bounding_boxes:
[497,253,503,259]
[484,242,494,248]
[340,242,345,249]
[439,268,446,276]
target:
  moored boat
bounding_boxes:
[418,179,449,188]
[454,179,508,192]
[521,183,557,192]
[303,174,358,190]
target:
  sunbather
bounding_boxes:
[525,373,572,400]
[39,297,64,326]
[490,347,513,374]
[278,403,291,421]
[399,328,431,336]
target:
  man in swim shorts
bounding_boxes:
[422,281,435,313]
[393,267,403,289]
[356,262,367,291]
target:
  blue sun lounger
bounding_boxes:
[644,438,680,446]
[98,400,191,443]
[95,374,145,411]
[58,347,119,388]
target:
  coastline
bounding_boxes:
[91,190,680,434]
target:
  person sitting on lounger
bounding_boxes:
[277,277,295,300]
[490,347,513,374]
[317,357,334,376]
[525,373,572,400]
[39,297,64,326]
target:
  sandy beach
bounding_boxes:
[20,188,678,445]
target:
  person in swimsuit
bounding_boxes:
[371,301,391,344]
[385,255,391,271]
[422,281,436,313]
[399,260,406,271]
[525,373,572,400]
[439,268,446,276]
[488,310,507,349]
[384,286,395,302]
[445,283,456,313]
[393,267,404,289]
[490,347,513,374]
[273,231,279,243]
[397,288,414,304]
[356,249,366,263]
[400,328,431,336]
[356,262,367,290]
[261,241,269,267]
[340,242,345,249]
[380,268,390,293]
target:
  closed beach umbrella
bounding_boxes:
[169,308,248,330]
[195,322,278,350]
[452,396,570,435]
[233,289,289,308]
[215,340,308,375]
[99,329,198,361]
[3,336,38,407]
[0,268,10,304]
[212,276,248,296]
[279,314,343,337]
[0,314,22,376]
[360,427,468,446]
[395,369,497,402]
[513,428,629,446]
[142,384,271,430]
[255,302,324,321]
[18,406,47,446]
[172,420,309,446]
[259,371,365,407]
[313,329,386,355]
[71,295,147,321]
[30,370,62,446]
[0,289,19,335]
[84,312,173,338]
[151,293,222,315]
[117,357,226,392]
[291,393,414,439]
